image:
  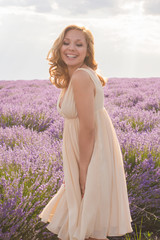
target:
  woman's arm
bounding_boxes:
[72,70,96,197]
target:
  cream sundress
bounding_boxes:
[38,67,133,240]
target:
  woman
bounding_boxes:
[39,25,133,240]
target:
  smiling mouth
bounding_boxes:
[66,54,77,58]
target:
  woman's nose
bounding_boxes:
[68,43,75,51]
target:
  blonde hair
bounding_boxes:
[46,25,106,88]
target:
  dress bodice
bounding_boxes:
[57,68,104,119]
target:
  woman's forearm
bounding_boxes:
[78,123,95,172]
[78,123,95,197]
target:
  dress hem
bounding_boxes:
[39,215,133,239]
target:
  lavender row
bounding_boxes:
[0,78,160,239]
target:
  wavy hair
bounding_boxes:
[46,25,106,88]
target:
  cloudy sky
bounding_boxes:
[0,0,160,80]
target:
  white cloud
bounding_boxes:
[56,0,119,14]
[1,0,160,16]
[0,0,129,16]
[122,0,160,16]
[0,0,53,13]
[143,0,160,15]
[0,0,160,79]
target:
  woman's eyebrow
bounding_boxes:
[63,38,83,42]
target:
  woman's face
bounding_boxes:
[60,29,88,69]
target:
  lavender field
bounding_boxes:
[0,78,160,240]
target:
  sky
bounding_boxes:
[0,0,160,80]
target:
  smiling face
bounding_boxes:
[60,29,88,70]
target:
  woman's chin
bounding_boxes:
[66,63,82,69]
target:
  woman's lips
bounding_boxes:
[66,54,77,58]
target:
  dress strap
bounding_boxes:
[76,68,101,87]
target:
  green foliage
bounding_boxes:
[122,145,160,174]
[0,112,51,132]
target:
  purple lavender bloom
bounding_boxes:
[0,78,160,238]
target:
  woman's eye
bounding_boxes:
[62,42,83,47]
[63,42,69,45]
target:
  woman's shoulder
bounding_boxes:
[75,66,95,74]
[71,67,95,89]
[72,67,91,80]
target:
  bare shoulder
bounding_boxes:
[71,69,94,90]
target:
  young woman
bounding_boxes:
[39,25,133,240]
